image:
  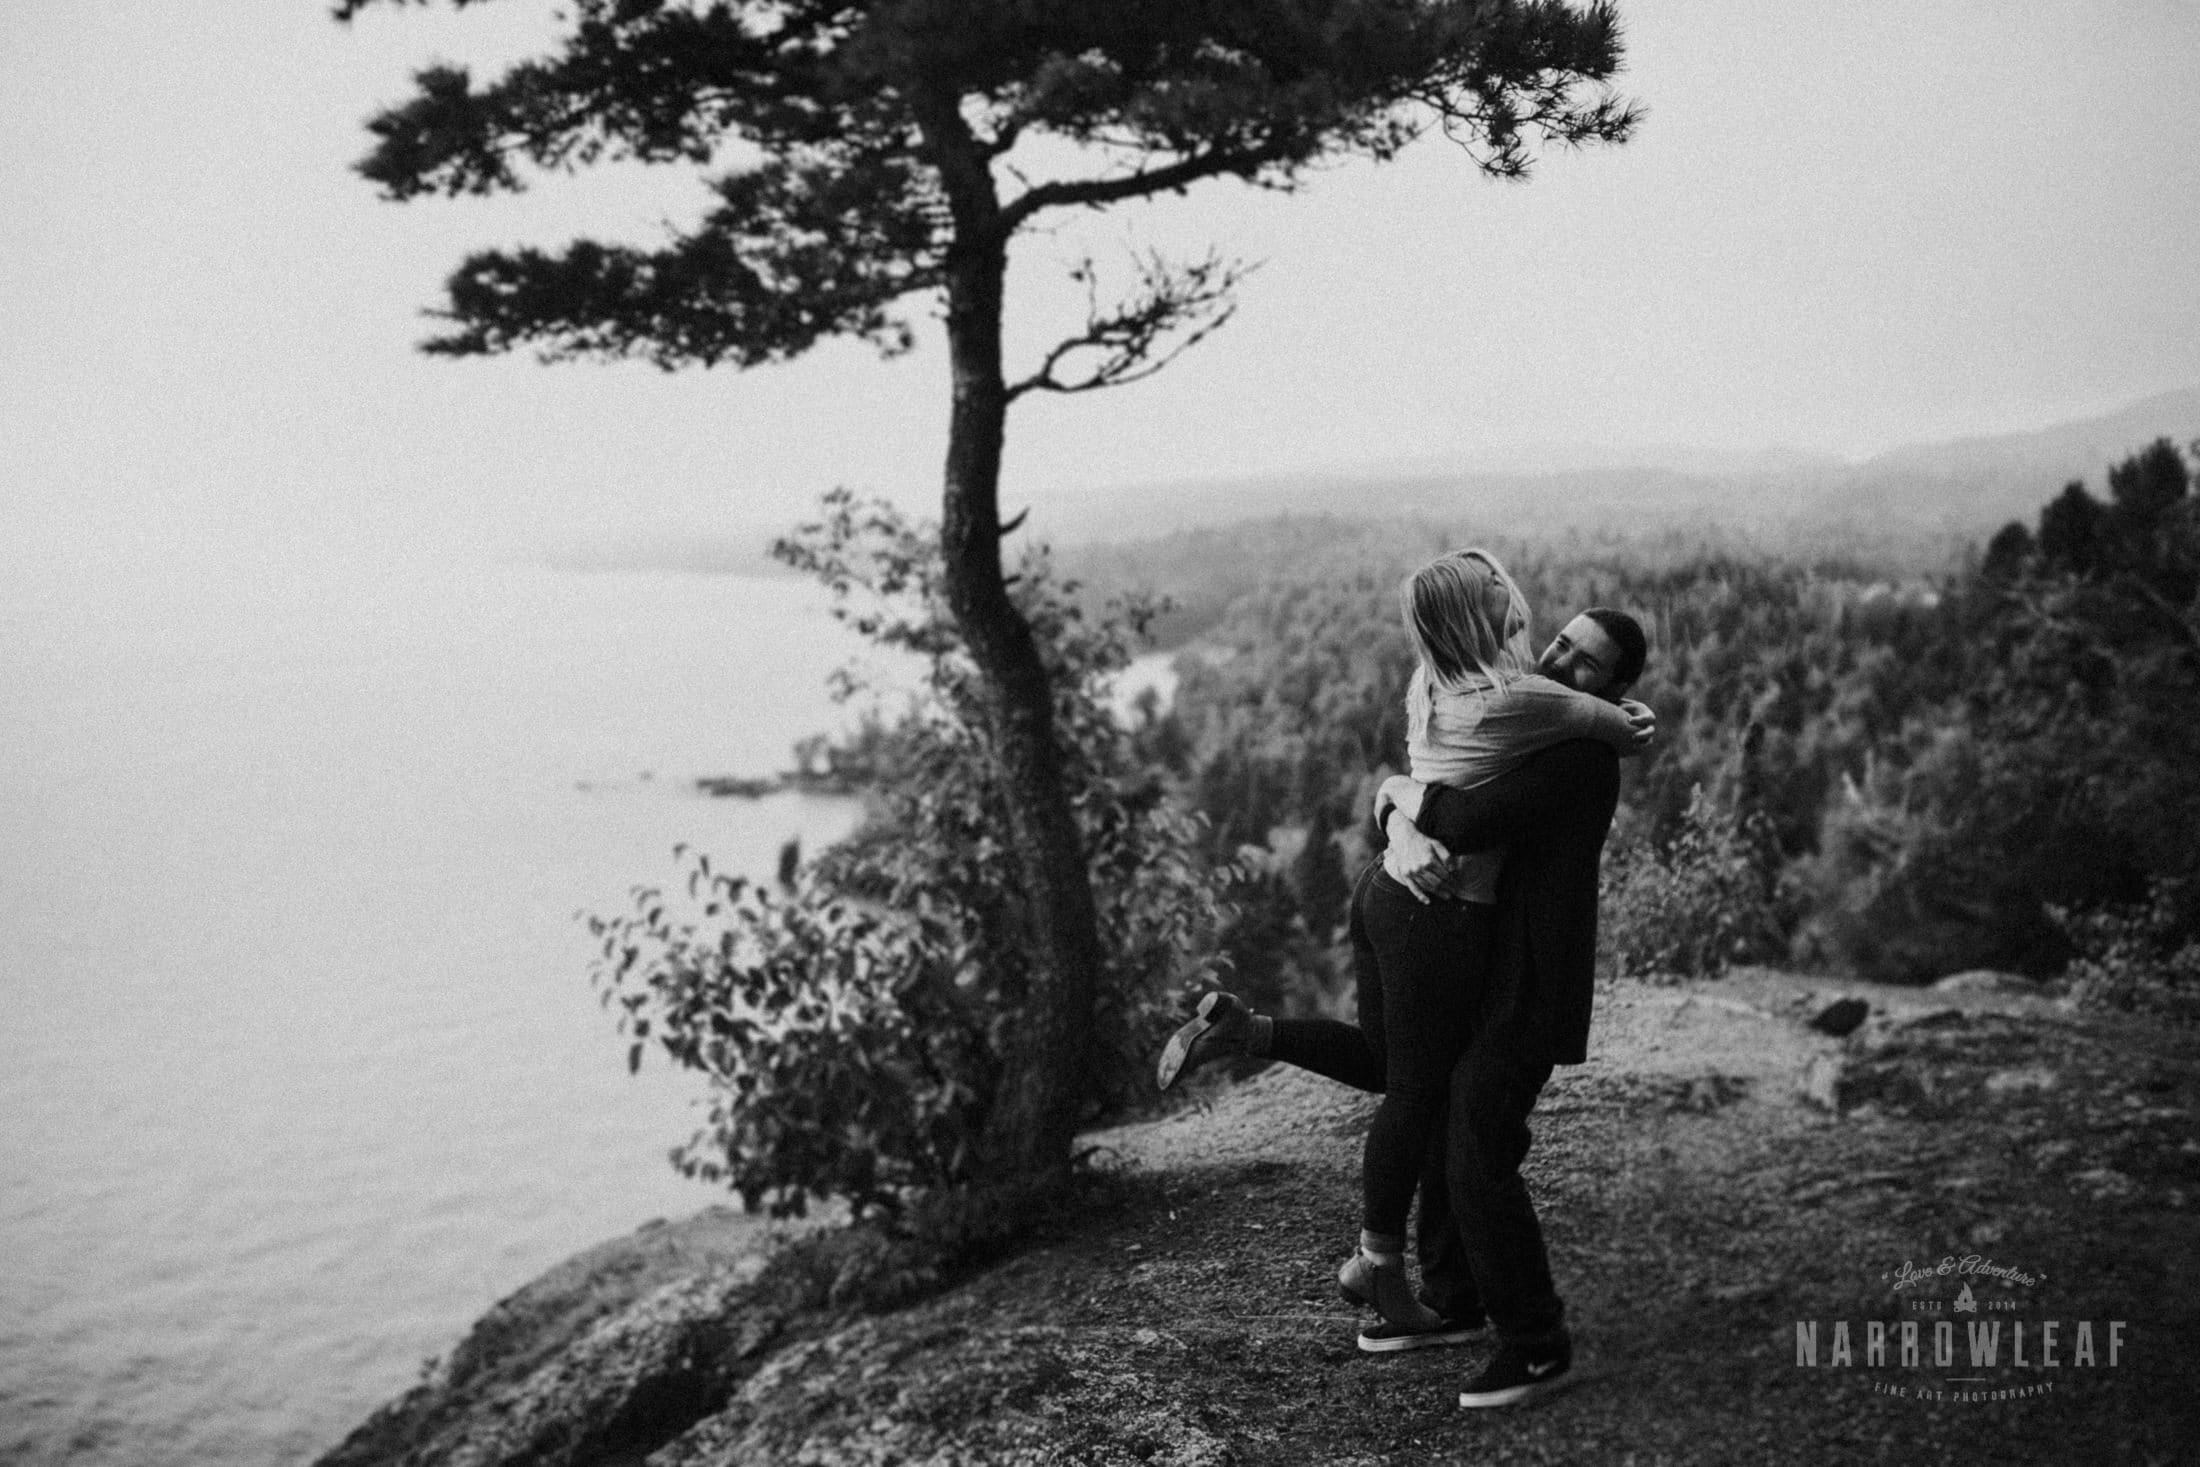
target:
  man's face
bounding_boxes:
[1539,614,1625,699]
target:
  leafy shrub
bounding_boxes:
[1783,726,2078,983]
[587,492,1231,1221]
[2057,880,2200,1024]
[1599,785,1783,980]
[1207,840,1351,1025]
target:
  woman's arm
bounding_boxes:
[1616,698,1657,753]
[1503,677,1654,754]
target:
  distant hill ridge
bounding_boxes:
[1031,385,2200,548]
[546,385,2200,573]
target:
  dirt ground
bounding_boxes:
[320,972,2200,1466]
[933,971,2194,1467]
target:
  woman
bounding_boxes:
[1158,549,1647,1339]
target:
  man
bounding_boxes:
[1158,607,1650,1405]
[1375,606,1647,1406]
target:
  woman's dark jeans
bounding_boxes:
[1278,863,1488,1239]
[1268,860,1564,1344]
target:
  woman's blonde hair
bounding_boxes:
[1401,548,1534,741]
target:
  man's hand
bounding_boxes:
[1618,698,1657,754]
[1375,773,1427,828]
[1381,808,1453,905]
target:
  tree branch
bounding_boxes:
[350,4,855,200]
[2117,573,2200,661]
[999,145,1290,233]
[1006,251,1249,401]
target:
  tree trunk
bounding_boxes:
[935,223,1107,1182]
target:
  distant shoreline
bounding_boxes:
[694,771,869,800]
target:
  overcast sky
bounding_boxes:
[4,0,2198,578]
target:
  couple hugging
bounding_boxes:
[1157,548,1654,1411]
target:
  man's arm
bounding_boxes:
[1367,775,1458,903]
[1415,739,1622,856]
[1373,777,1501,906]
[1370,773,1427,841]
[1371,696,1653,846]
[1370,736,1637,903]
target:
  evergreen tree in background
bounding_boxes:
[340,0,1639,1183]
[1291,803,1352,938]
[2039,480,2107,575]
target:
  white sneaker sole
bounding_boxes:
[1359,1323,1485,1354]
[1457,1371,1570,1408]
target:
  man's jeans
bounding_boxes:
[1415,1033,1563,1344]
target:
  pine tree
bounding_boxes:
[340,0,1639,1181]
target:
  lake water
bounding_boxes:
[0,550,878,1466]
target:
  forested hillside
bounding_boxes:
[1080,439,2200,1011]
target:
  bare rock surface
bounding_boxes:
[1933,969,2049,996]
[316,1208,782,1467]
[1808,996,1873,1036]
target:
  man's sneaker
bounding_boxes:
[1358,1312,1489,1354]
[1156,991,1253,1091]
[1457,1338,1572,1407]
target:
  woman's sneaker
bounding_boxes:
[1456,1336,1573,1407]
[1156,991,1254,1091]
[1358,1310,1488,1353]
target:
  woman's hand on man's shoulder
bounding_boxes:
[1618,698,1657,754]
